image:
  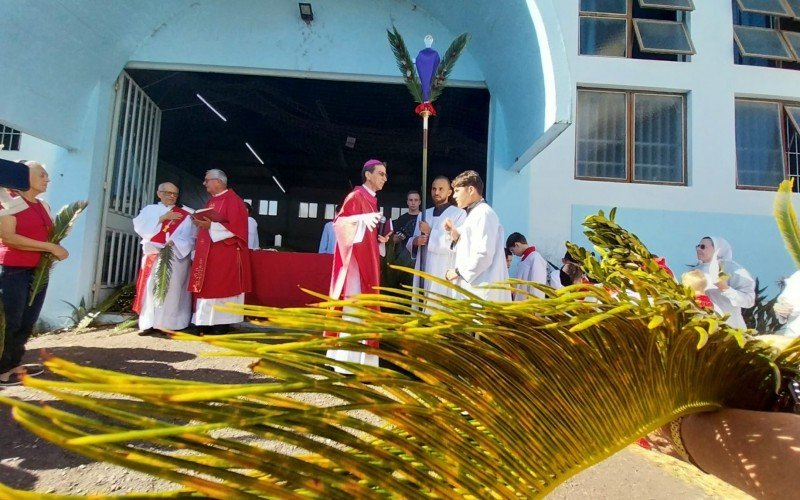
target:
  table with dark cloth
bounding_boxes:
[245,251,333,308]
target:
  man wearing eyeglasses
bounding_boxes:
[132,182,197,335]
[188,169,252,334]
[325,159,391,372]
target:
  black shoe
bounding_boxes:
[138,328,158,337]
[180,325,204,336]
[208,324,233,335]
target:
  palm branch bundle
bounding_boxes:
[775,179,800,268]
[386,27,469,106]
[28,200,88,306]
[428,33,470,103]
[387,26,422,103]
[1,211,799,498]
[152,243,175,306]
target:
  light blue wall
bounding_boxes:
[130,0,483,81]
[571,205,795,297]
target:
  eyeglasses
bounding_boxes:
[158,190,178,196]
[696,244,709,250]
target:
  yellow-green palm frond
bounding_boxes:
[29,200,88,306]
[152,243,175,306]
[2,210,799,498]
[387,26,422,104]
[774,179,800,269]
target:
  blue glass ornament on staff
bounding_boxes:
[414,35,440,288]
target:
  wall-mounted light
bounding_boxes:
[299,3,313,23]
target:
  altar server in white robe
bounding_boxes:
[132,182,197,334]
[245,202,259,249]
[505,231,548,299]
[443,170,511,302]
[407,176,466,302]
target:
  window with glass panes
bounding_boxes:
[576,89,686,184]
[579,0,695,61]
[0,124,21,151]
[733,0,800,69]
[735,98,800,191]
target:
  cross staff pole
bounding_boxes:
[417,109,430,292]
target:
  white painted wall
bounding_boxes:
[500,0,800,294]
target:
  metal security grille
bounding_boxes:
[93,72,161,303]
[0,124,21,151]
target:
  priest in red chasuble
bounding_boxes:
[189,169,252,332]
[326,160,391,372]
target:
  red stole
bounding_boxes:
[326,185,381,348]
[189,189,252,298]
[520,246,536,261]
[132,206,191,313]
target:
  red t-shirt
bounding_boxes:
[0,198,53,267]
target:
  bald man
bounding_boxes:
[132,182,197,335]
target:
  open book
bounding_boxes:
[191,208,227,223]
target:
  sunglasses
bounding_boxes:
[696,243,710,250]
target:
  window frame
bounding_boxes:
[579,0,695,59]
[735,0,793,17]
[0,124,21,152]
[575,88,688,186]
[735,97,800,191]
[632,18,696,55]
[638,0,694,10]
[733,0,800,68]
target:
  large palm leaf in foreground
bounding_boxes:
[1,210,799,499]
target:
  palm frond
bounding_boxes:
[2,210,799,498]
[75,283,136,332]
[29,200,88,306]
[774,179,800,269]
[428,32,470,103]
[152,243,175,307]
[387,26,422,103]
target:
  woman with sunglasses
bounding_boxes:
[694,236,755,329]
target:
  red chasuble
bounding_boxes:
[189,189,252,298]
[132,205,191,314]
[329,186,381,300]
[326,186,381,347]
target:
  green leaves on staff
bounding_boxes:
[152,243,174,306]
[386,27,470,105]
[28,200,88,306]
[2,208,799,498]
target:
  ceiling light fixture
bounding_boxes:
[196,94,227,122]
[272,175,286,193]
[299,3,313,23]
[245,142,265,164]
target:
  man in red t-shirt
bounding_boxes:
[0,161,69,385]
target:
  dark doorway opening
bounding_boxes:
[126,69,490,251]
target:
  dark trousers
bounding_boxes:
[0,266,47,373]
